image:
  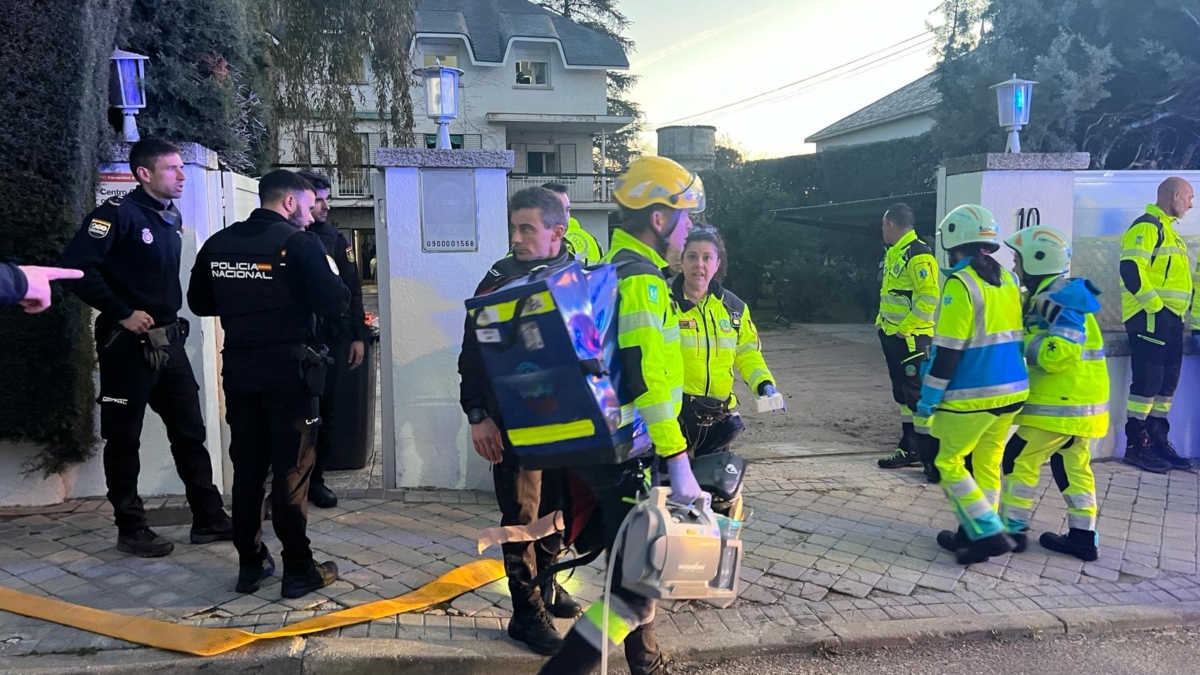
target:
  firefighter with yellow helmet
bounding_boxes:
[917,204,1028,565]
[997,225,1108,562]
[537,156,704,675]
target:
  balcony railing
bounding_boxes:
[331,168,370,198]
[508,173,616,204]
[273,165,373,200]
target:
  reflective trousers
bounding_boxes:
[1125,309,1184,443]
[538,460,662,675]
[879,330,933,444]
[1000,427,1098,534]
[932,409,1016,541]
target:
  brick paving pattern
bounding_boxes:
[1,459,1198,658]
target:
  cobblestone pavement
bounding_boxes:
[1,454,1198,659]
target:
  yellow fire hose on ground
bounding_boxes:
[0,558,504,657]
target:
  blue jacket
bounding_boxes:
[0,262,27,306]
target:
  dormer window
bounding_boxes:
[515,60,549,87]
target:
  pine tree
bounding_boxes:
[932,0,1200,169]
[530,0,644,170]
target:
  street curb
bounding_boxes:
[5,604,1200,674]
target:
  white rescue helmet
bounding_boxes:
[938,204,1000,253]
[1004,226,1071,276]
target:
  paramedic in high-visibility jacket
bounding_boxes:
[998,226,1108,563]
[538,156,704,675]
[671,227,783,457]
[1118,177,1194,473]
[917,204,1028,566]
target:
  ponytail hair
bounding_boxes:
[950,243,1004,286]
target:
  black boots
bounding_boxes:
[1040,528,1099,562]
[281,561,339,598]
[878,447,921,469]
[936,527,969,552]
[1124,429,1171,473]
[1152,439,1194,471]
[954,532,1015,565]
[542,578,583,619]
[117,527,174,558]
[309,480,339,509]
[508,608,564,656]
[190,514,234,544]
[236,548,277,593]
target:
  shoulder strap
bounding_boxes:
[1133,214,1165,264]
[611,249,661,280]
[718,288,747,333]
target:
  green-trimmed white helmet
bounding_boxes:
[1004,225,1071,276]
[938,204,1000,252]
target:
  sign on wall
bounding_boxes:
[97,169,137,205]
[420,169,478,252]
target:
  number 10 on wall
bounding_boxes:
[1016,207,1041,230]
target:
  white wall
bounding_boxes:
[379,162,512,490]
[938,169,1076,272]
[0,155,253,506]
[814,113,935,152]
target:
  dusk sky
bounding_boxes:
[623,0,942,158]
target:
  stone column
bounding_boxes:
[375,149,515,490]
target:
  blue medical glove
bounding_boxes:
[759,383,787,412]
[666,454,701,505]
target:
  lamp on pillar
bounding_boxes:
[109,47,149,143]
[415,59,465,150]
[990,74,1036,153]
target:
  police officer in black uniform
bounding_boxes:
[59,138,231,558]
[460,187,580,656]
[296,170,368,509]
[188,170,349,598]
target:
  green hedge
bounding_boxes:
[706,135,941,322]
[0,0,132,474]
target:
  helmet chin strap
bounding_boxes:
[654,209,685,257]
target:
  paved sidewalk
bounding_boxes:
[1,454,1198,667]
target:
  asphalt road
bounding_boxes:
[668,628,1200,675]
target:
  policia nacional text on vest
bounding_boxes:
[188,208,349,589]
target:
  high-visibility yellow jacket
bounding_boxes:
[671,277,773,407]
[1015,276,1109,438]
[565,218,604,265]
[877,230,940,336]
[603,229,686,458]
[1192,258,1200,331]
[1120,204,1193,322]
[926,264,1029,412]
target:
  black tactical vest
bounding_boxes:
[203,221,313,350]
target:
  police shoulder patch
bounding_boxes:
[345,246,355,264]
[326,255,339,275]
[87,219,112,238]
[648,284,659,304]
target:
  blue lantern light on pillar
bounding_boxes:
[110,47,150,143]
[414,59,464,150]
[990,74,1036,153]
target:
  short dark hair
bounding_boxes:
[259,170,315,205]
[684,227,729,282]
[129,138,182,181]
[619,205,678,236]
[296,170,331,193]
[884,203,915,229]
[541,182,569,195]
[509,187,567,228]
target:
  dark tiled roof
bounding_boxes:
[416,0,629,68]
[805,72,941,142]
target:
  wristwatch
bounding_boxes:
[467,408,489,425]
